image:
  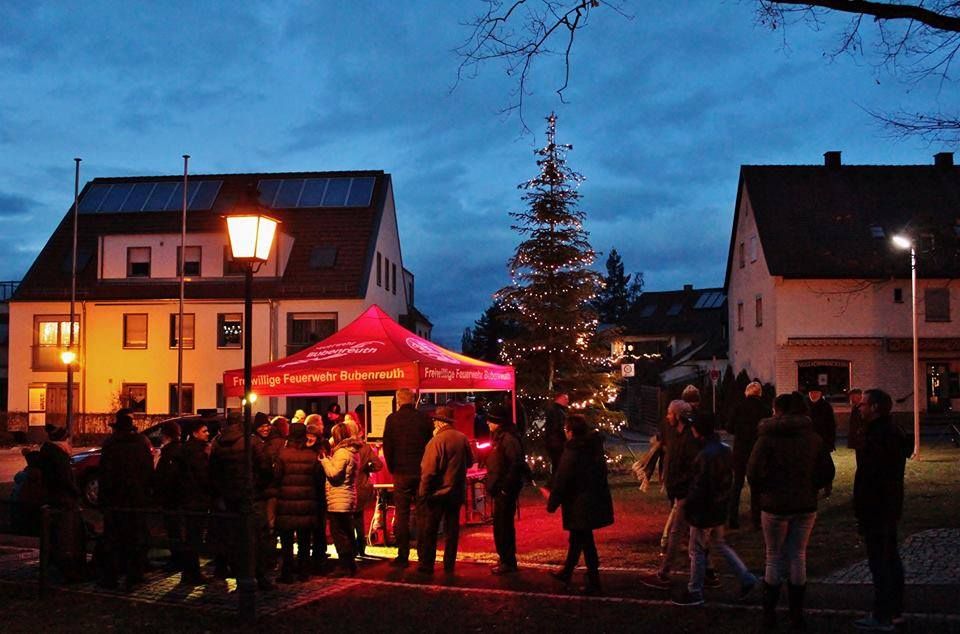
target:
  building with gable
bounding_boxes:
[726,151,960,416]
[7,170,431,432]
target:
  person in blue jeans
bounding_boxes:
[748,392,835,630]
[673,415,757,606]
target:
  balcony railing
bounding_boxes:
[0,281,18,301]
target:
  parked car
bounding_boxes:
[70,412,224,508]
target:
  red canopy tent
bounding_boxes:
[223,304,514,399]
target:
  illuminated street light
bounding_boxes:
[225,191,278,619]
[892,234,920,459]
[60,350,77,366]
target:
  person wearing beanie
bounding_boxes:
[303,413,328,572]
[416,406,474,575]
[275,422,320,582]
[271,415,290,439]
[319,422,363,576]
[485,404,525,575]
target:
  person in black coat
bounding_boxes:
[38,425,84,582]
[728,382,771,529]
[852,389,911,631]
[382,388,433,567]
[846,388,866,454]
[275,422,320,582]
[154,420,185,573]
[485,404,525,575]
[543,392,569,474]
[99,409,154,590]
[546,414,614,595]
[806,389,837,452]
[177,421,212,584]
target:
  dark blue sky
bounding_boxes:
[0,1,952,347]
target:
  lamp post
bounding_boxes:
[225,202,278,620]
[63,158,80,441]
[892,234,921,460]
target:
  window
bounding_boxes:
[737,301,744,331]
[169,313,195,348]
[216,383,225,411]
[33,316,80,370]
[376,252,382,286]
[755,295,763,327]
[287,312,337,355]
[738,242,745,268]
[894,288,904,304]
[392,263,397,295]
[127,247,151,277]
[168,384,194,414]
[177,246,202,277]
[309,245,337,269]
[123,314,148,349]
[217,313,242,348]
[223,246,245,276]
[925,288,950,322]
[797,360,851,404]
[385,257,391,291]
[749,236,758,262]
[122,383,147,413]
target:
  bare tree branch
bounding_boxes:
[455,1,627,131]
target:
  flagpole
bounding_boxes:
[66,158,80,443]
[177,155,189,414]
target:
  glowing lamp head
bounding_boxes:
[60,350,77,365]
[226,214,278,263]
[891,234,913,250]
[241,392,258,408]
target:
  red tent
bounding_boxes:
[223,304,514,397]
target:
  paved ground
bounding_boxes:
[820,528,960,585]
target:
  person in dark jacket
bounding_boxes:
[11,449,44,536]
[209,413,274,590]
[674,416,757,606]
[852,389,911,632]
[546,414,614,595]
[728,381,771,530]
[543,392,569,474]
[177,421,211,585]
[748,392,835,629]
[38,425,84,582]
[416,406,474,575]
[846,388,866,454]
[323,402,343,440]
[255,412,285,537]
[304,416,329,573]
[382,388,433,567]
[485,404,525,575]
[346,416,383,558]
[99,409,153,590]
[806,389,837,452]
[154,420,186,573]
[642,400,703,590]
[275,422,320,582]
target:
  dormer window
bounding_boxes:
[127,247,151,278]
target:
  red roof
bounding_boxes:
[223,305,514,396]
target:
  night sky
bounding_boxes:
[0,1,952,347]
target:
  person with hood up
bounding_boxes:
[416,406,474,575]
[38,424,84,582]
[485,403,525,575]
[275,422,320,582]
[345,416,383,558]
[99,409,153,590]
[748,392,835,630]
[546,413,614,595]
[304,415,329,573]
[209,412,274,590]
[320,421,362,576]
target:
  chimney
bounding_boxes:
[683,284,693,292]
[823,151,842,169]
[935,152,954,168]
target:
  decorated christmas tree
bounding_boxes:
[496,113,621,432]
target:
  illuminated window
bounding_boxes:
[127,247,151,277]
[122,383,147,413]
[797,361,851,404]
[33,316,79,370]
[123,314,148,349]
[168,384,194,414]
[217,313,242,349]
[169,313,195,348]
[177,246,202,277]
[287,312,337,355]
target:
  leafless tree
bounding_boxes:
[456,1,627,130]
[757,1,960,144]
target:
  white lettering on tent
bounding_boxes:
[406,337,460,364]
[275,340,384,369]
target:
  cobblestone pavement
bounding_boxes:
[819,528,960,585]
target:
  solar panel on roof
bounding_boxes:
[120,182,155,211]
[322,178,350,206]
[709,293,726,308]
[188,180,222,210]
[78,184,111,213]
[100,183,134,212]
[143,182,177,210]
[694,293,709,309]
[275,179,305,207]
[667,303,683,316]
[639,304,657,317]
[299,178,328,206]
[346,177,375,206]
[258,180,281,207]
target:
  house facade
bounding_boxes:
[7,170,429,433]
[727,151,960,416]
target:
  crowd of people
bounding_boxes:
[11,381,910,631]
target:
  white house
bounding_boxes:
[726,151,960,418]
[7,170,431,434]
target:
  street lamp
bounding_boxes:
[892,233,921,459]
[225,201,278,618]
